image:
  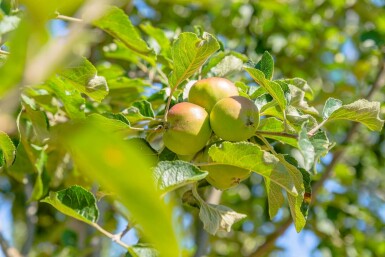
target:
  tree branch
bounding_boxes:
[248,57,385,257]
[0,232,23,257]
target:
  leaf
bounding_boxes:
[0,15,20,35]
[169,32,219,89]
[298,123,315,171]
[209,55,244,77]
[255,51,274,80]
[244,65,286,111]
[208,142,298,196]
[104,40,156,66]
[264,177,284,219]
[60,57,109,102]
[132,100,155,119]
[0,131,16,167]
[288,85,318,115]
[59,118,180,256]
[126,246,159,257]
[192,187,246,235]
[30,149,49,201]
[140,22,171,58]
[310,131,331,173]
[257,117,298,147]
[153,161,208,193]
[48,78,85,120]
[202,51,248,77]
[322,97,342,120]
[326,99,384,131]
[41,185,99,225]
[280,78,313,100]
[94,6,153,55]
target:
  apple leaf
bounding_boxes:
[192,187,246,235]
[288,85,318,115]
[324,99,384,131]
[257,117,298,147]
[280,78,313,100]
[264,177,285,219]
[210,55,244,77]
[60,57,108,102]
[153,161,208,193]
[41,185,99,225]
[94,6,153,55]
[126,245,159,257]
[244,65,287,111]
[60,119,180,256]
[140,22,171,58]
[104,40,156,66]
[322,97,342,120]
[0,131,16,168]
[208,142,298,196]
[255,51,274,80]
[169,32,219,88]
[48,77,85,120]
[30,149,49,201]
[298,123,315,171]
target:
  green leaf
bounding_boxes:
[288,85,318,115]
[0,131,16,167]
[48,78,85,120]
[310,131,331,173]
[326,99,384,131]
[322,97,342,120]
[202,51,247,76]
[126,246,159,257]
[255,51,274,80]
[94,6,152,55]
[244,66,286,111]
[0,15,20,35]
[169,32,219,89]
[298,123,315,171]
[60,118,180,256]
[280,78,313,100]
[60,57,108,102]
[153,161,208,193]
[208,142,298,196]
[140,22,171,58]
[264,177,284,219]
[104,40,156,66]
[30,149,49,201]
[209,55,244,77]
[257,117,298,147]
[132,100,155,119]
[192,187,246,235]
[41,185,99,225]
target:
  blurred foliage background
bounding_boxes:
[1,0,385,256]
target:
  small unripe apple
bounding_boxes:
[210,96,259,141]
[188,77,239,112]
[196,147,250,190]
[163,102,212,155]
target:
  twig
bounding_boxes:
[56,14,83,23]
[114,224,131,241]
[307,119,327,137]
[0,49,10,55]
[256,130,298,139]
[0,231,23,257]
[91,223,130,250]
[248,57,385,257]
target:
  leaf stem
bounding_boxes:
[255,130,298,139]
[257,135,278,155]
[91,223,130,250]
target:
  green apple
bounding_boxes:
[188,77,239,112]
[210,96,259,141]
[163,102,212,155]
[196,147,250,190]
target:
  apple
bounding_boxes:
[163,102,212,155]
[195,147,250,190]
[188,77,239,112]
[210,96,259,141]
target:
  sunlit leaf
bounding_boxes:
[255,51,274,80]
[0,131,16,167]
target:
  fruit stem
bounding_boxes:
[257,135,278,155]
[163,87,176,122]
[255,130,298,139]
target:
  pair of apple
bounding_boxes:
[163,77,260,190]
